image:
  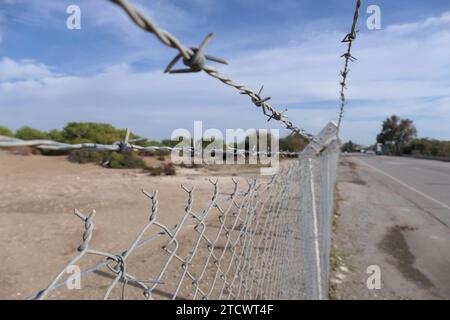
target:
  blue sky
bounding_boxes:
[0,0,449,145]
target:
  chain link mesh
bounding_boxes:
[27,144,340,300]
[0,0,361,300]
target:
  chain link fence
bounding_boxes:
[24,132,340,300]
[0,0,361,300]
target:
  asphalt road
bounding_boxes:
[354,155,450,227]
[332,154,450,299]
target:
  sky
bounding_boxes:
[0,0,449,145]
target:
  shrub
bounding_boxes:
[4,122,179,169]
[163,163,176,175]
[0,125,13,137]
[68,150,107,164]
[68,150,148,169]
[279,133,308,152]
[47,129,65,142]
[147,163,176,176]
[15,126,49,140]
[402,138,450,157]
[108,152,147,169]
[147,166,163,176]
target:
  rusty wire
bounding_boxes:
[337,0,362,134]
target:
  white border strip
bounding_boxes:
[357,158,450,212]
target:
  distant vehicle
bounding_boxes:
[366,150,375,155]
[376,143,383,155]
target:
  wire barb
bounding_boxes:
[108,0,313,140]
[164,33,228,74]
[15,0,353,301]
[30,145,342,300]
[337,0,362,135]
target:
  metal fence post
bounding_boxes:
[299,122,339,300]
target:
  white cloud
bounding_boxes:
[387,11,450,33]
[0,57,55,81]
[0,11,450,145]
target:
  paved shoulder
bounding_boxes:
[354,155,450,227]
[332,155,450,299]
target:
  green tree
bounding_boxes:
[341,140,357,152]
[0,125,14,137]
[60,122,147,144]
[404,138,450,157]
[15,126,49,140]
[377,115,417,155]
[279,133,309,152]
[48,129,64,142]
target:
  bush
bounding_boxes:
[68,150,107,164]
[341,140,358,152]
[403,138,450,157]
[147,166,163,176]
[279,133,308,152]
[3,122,180,170]
[108,152,147,169]
[0,125,13,137]
[15,126,49,140]
[147,163,176,176]
[47,129,65,142]
[163,163,176,175]
[62,122,130,144]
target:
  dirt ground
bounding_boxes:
[0,150,276,299]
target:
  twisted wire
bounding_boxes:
[109,0,313,139]
[337,0,362,134]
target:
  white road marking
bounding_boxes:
[356,158,450,212]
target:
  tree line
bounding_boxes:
[342,115,450,157]
[0,122,309,168]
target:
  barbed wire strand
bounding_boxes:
[337,0,362,135]
[8,0,356,300]
[108,0,313,140]
[0,134,300,157]
[27,139,340,300]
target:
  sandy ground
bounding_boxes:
[8,150,448,300]
[331,155,450,299]
[0,150,274,299]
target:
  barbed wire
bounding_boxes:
[0,130,301,158]
[0,0,356,300]
[337,0,362,134]
[25,137,340,300]
[108,0,313,140]
[0,130,186,153]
